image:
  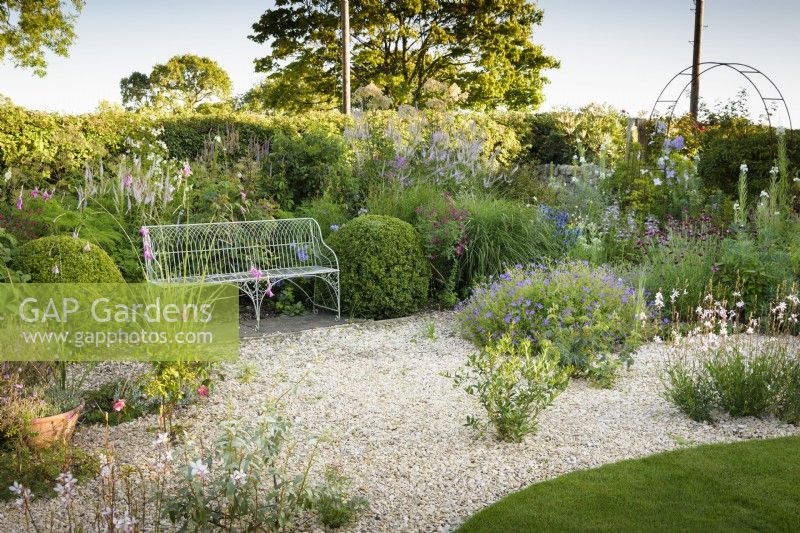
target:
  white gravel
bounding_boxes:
[2,311,798,531]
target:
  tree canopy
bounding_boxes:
[0,0,84,76]
[248,0,558,112]
[120,54,233,112]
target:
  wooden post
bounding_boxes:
[689,0,704,120]
[341,0,351,115]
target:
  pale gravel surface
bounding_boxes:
[1,311,798,531]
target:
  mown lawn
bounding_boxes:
[458,437,800,532]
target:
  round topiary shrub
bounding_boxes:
[14,235,124,283]
[328,215,429,319]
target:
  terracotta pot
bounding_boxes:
[29,401,84,448]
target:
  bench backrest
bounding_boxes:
[142,218,335,282]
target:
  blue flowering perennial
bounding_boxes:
[457,260,643,386]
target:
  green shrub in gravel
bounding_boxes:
[662,360,716,423]
[328,215,429,319]
[13,235,124,283]
[314,467,369,528]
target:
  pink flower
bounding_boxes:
[139,227,149,237]
[240,191,247,201]
[249,265,262,280]
[42,190,51,200]
[143,247,154,261]
[31,187,40,199]
[266,283,274,298]
[196,385,209,398]
[16,195,22,210]
[181,163,192,178]
[123,174,133,188]
[112,399,126,412]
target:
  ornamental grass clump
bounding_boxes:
[457,260,641,386]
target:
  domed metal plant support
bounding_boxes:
[649,62,792,134]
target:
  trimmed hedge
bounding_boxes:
[13,235,124,283]
[328,215,429,319]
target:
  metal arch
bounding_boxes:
[649,61,792,134]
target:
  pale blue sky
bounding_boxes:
[0,0,797,125]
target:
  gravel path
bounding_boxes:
[2,311,798,531]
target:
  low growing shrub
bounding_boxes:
[13,235,124,283]
[662,358,716,423]
[458,260,641,385]
[705,343,783,418]
[328,215,429,319]
[314,467,369,529]
[448,332,570,442]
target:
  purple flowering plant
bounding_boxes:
[457,260,644,386]
[414,193,469,305]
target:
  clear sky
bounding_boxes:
[0,0,797,125]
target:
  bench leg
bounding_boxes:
[241,280,270,330]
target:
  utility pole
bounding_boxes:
[341,0,351,115]
[689,0,704,120]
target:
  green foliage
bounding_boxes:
[635,233,718,318]
[346,106,521,197]
[13,234,124,282]
[265,124,352,208]
[448,333,569,442]
[715,236,793,314]
[295,197,349,238]
[705,344,782,418]
[166,410,318,531]
[516,104,627,165]
[0,0,84,76]
[458,261,640,385]
[0,444,97,502]
[697,120,799,199]
[664,336,799,423]
[663,359,715,423]
[776,357,800,425]
[81,378,158,426]
[248,0,558,110]
[314,467,369,529]
[328,215,429,319]
[0,100,137,181]
[0,227,29,282]
[457,197,559,292]
[121,54,233,112]
[142,362,210,432]
[274,284,305,316]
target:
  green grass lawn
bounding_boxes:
[458,437,800,532]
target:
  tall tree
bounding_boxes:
[0,0,84,76]
[249,0,558,111]
[120,54,233,112]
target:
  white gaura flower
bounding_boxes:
[760,190,769,199]
[740,163,749,173]
[654,291,665,309]
[189,459,210,480]
[83,242,91,252]
[230,469,247,486]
